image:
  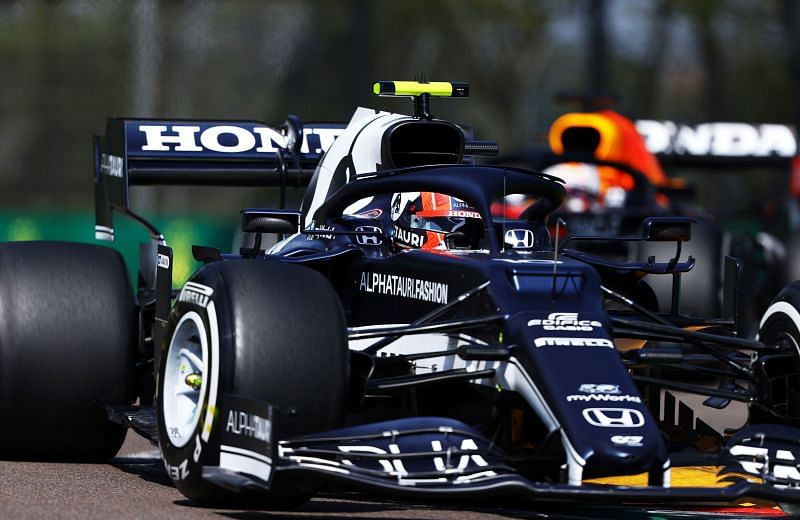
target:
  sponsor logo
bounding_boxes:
[729,444,800,481]
[306,221,335,240]
[579,384,620,394]
[583,408,645,428]
[533,337,614,348]
[178,282,213,308]
[338,438,489,476]
[528,312,602,331]
[193,435,202,463]
[166,459,189,480]
[394,225,426,247]
[138,124,340,154]
[504,229,536,249]
[567,394,642,403]
[611,435,644,447]
[446,210,482,219]
[636,120,797,158]
[100,153,123,178]
[226,410,272,444]
[157,253,170,269]
[359,271,448,304]
[355,226,382,246]
[354,208,383,219]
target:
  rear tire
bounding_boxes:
[157,259,348,507]
[0,241,134,460]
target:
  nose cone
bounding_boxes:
[505,311,668,481]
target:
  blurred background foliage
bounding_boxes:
[0,0,797,282]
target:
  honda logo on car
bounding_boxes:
[137,124,340,155]
[636,120,796,158]
[355,226,382,246]
[533,337,614,348]
[528,312,602,331]
[504,229,536,249]
[582,408,645,428]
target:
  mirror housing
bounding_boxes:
[641,217,695,242]
[241,209,301,235]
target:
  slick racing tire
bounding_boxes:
[0,241,134,460]
[157,259,348,507]
[752,281,800,424]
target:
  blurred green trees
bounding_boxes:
[0,0,795,215]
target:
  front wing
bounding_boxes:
[200,413,800,506]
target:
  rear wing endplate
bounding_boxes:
[93,117,344,241]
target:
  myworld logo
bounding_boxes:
[567,394,641,403]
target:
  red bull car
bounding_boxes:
[493,106,744,324]
[1,82,800,513]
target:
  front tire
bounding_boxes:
[157,259,348,506]
[752,281,800,424]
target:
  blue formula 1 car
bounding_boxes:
[2,81,800,512]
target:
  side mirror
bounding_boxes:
[641,216,695,242]
[281,115,304,154]
[241,209,301,234]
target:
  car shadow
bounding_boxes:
[112,455,175,487]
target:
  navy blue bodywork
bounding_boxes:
[95,115,800,506]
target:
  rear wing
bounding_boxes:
[93,117,345,241]
[635,119,797,169]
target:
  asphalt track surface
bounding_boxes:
[0,433,792,519]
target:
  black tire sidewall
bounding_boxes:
[0,241,134,461]
[157,260,348,504]
[759,280,800,345]
[753,281,800,423]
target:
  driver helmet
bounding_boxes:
[390,192,482,250]
[544,162,629,211]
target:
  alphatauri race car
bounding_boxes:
[4,81,800,512]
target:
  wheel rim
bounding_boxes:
[163,312,209,448]
[774,330,800,356]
